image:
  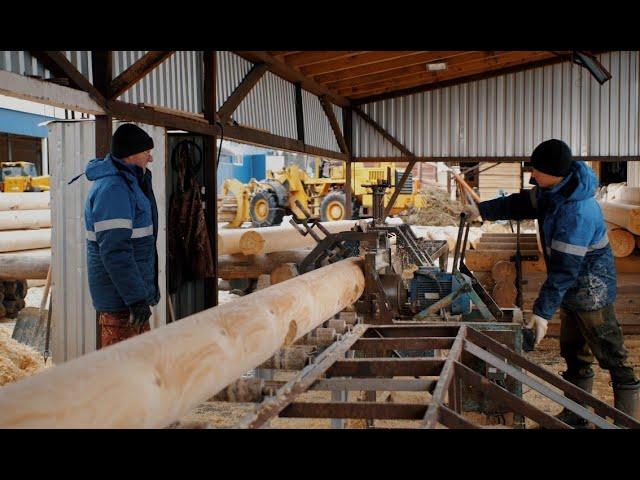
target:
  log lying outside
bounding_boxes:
[0,257,365,428]
[598,200,640,235]
[217,249,312,280]
[605,221,636,258]
[237,220,358,256]
[0,229,51,253]
[0,248,50,280]
[0,210,51,231]
[0,192,50,211]
[465,249,545,273]
[612,186,640,205]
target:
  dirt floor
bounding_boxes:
[180,335,640,429]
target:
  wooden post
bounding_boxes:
[92,51,112,350]
[343,107,353,219]
[203,51,218,308]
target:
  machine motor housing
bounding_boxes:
[410,266,472,315]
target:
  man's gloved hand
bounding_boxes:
[462,202,480,221]
[526,313,549,346]
[129,300,152,326]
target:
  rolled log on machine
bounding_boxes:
[0,257,365,428]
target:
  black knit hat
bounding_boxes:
[530,139,573,177]
[111,124,154,159]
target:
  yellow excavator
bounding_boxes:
[218,160,425,228]
[0,162,50,193]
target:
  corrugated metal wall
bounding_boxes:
[0,51,92,80]
[2,50,345,157]
[354,51,640,158]
[113,51,203,114]
[235,71,297,139]
[628,162,640,187]
[49,120,167,363]
[216,51,252,110]
[302,89,341,152]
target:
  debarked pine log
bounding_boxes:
[0,248,50,280]
[237,220,358,256]
[605,221,636,258]
[0,210,51,231]
[598,200,640,236]
[0,192,50,211]
[0,229,51,253]
[0,257,365,428]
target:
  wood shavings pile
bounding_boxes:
[0,324,46,386]
[399,187,463,226]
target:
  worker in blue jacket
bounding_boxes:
[78,124,159,348]
[464,139,639,425]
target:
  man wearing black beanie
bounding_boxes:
[77,123,160,348]
[464,139,639,426]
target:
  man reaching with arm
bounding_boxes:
[464,139,639,425]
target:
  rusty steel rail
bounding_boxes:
[231,322,640,429]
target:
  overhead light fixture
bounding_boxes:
[572,51,611,85]
[426,62,447,72]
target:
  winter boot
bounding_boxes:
[613,381,640,426]
[555,371,594,428]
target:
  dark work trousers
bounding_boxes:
[98,310,150,348]
[559,304,637,385]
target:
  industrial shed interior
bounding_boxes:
[0,50,640,429]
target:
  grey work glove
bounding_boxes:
[129,300,152,326]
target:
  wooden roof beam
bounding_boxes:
[341,51,550,97]
[217,62,268,123]
[234,51,350,107]
[109,51,174,99]
[300,51,426,77]
[29,51,107,109]
[313,51,469,84]
[347,52,557,100]
[327,51,507,90]
[319,95,349,155]
[283,51,367,68]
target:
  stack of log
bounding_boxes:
[0,192,51,320]
[597,186,640,268]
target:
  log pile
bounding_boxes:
[0,191,51,319]
[598,186,640,257]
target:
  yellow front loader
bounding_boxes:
[0,162,50,193]
[217,161,424,228]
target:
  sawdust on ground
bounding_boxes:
[182,336,640,429]
[0,323,48,386]
[522,335,640,428]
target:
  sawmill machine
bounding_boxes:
[218,161,425,228]
[290,168,519,327]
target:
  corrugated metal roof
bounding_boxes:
[354,51,640,158]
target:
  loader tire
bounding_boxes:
[249,190,285,227]
[320,191,348,222]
